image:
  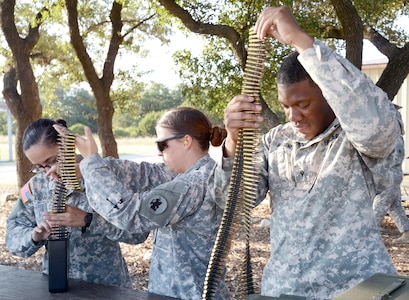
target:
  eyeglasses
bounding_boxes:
[155,134,186,152]
[30,159,57,173]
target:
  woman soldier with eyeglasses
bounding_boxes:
[50,107,231,300]
[6,118,149,288]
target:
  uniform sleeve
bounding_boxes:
[6,198,45,258]
[80,155,175,194]
[80,154,202,233]
[88,212,149,243]
[7,198,26,221]
[298,40,403,158]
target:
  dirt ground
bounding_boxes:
[0,184,408,298]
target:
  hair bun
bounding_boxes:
[210,126,227,147]
[55,119,68,128]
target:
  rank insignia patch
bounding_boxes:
[148,196,167,215]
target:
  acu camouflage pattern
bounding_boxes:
[216,40,402,300]
[79,154,231,300]
[373,133,409,233]
[6,172,149,288]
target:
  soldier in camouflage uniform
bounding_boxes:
[373,133,409,243]
[218,6,403,300]
[53,107,231,299]
[6,119,149,288]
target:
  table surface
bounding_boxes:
[333,273,409,300]
[0,264,178,300]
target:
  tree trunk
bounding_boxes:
[1,0,43,187]
[376,48,409,101]
[66,0,122,158]
[94,87,117,158]
[363,26,409,100]
[330,0,364,69]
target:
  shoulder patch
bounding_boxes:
[146,195,168,215]
[19,182,32,204]
[139,180,186,227]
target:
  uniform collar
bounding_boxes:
[288,118,341,147]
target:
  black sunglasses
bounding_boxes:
[156,134,186,152]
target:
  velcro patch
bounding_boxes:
[20,183,32,204]
[146,196,168,215]
[139,180,186,227]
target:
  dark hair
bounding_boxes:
[156,107,227,151]
[277,51,315,85]
[22,118,68,152]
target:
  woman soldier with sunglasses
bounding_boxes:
[50,107,231,300]
[6,118,149,288]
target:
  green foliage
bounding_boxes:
[43,87,98,132]
[174,34,289,121]
[3,0,408,132]
[112,69,146,113]
[113,111,140,132]
[113,127,130,138]
[169,0,409,120]
[118,126,141,137]
[69,123,86,135]
[169,3,295,119]
[112,82,185,134]
[136,110,164,136]
[137,82,185,116]
[111,70,146,129]
[174,43,241,114]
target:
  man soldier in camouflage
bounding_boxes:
[218,5,403,300]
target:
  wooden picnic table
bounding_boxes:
[0,264,178,300]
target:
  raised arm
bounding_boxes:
[254,6,314,53]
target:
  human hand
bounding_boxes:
[31,220,52,243]
[53,125,98,158]
[224,95,263,157]
[43,205,88,228]
[254,6,313,53]
[45,164,60,181]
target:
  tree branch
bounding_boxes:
[330,0,363,68]
[103,0,123,87]
[66,0,100,89]
[363,25,400,58]
[157,0,246,68]
[122,13,156,40]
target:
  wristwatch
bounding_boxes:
[81,212,93,233]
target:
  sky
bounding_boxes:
[137,33,388,89]
[135,32,205,88]
[138,17,409,89]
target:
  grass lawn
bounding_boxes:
[115,136,157,155]
[0,135,159,187]
[0,135,158,160]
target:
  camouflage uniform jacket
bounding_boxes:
[6,172,149,288]
[373,133,409,233]
[79,154,231,300]
[217,40,403,300]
